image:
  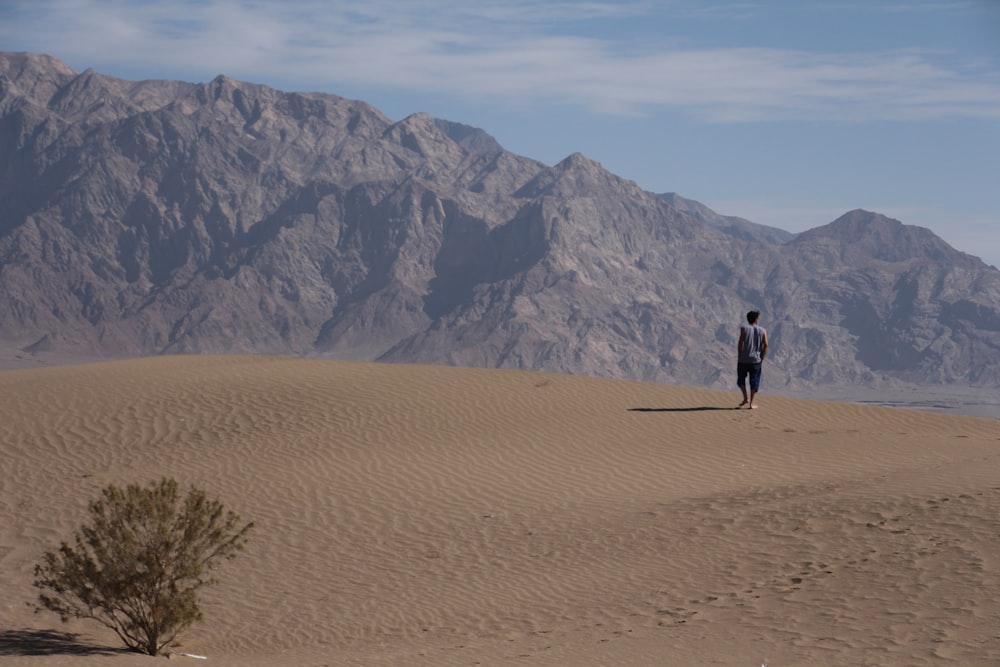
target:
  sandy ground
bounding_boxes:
[1,355,999,666]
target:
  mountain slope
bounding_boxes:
[1,52,998,387]
[659,192,794,245]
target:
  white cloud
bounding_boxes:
[2,0,999,122]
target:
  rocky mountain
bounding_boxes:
[658,192,794,245]
[1,51,998,388]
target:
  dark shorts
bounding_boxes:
[737,362,762,392]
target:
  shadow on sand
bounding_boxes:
[628,407,735,413]
[0,629,126,657]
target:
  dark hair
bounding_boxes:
[746,310,760,324]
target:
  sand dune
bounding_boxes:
[1,355,998,666]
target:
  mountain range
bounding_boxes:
[1,51,998,389]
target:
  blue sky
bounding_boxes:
[2,0,998,266]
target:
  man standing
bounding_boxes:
[737,310,768,409]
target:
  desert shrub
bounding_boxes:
[33,477,253,656]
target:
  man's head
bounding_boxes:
[747,310,760,324]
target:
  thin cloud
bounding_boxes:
[836,1,985,15]
[1,0,998,122]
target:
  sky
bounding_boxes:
[1,0,999,267]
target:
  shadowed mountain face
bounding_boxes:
[1,52,998,388]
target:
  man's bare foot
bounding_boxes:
[749,403,758,409]
[736,400,748,409]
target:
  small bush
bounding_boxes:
[33,478,253,656]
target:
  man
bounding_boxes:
[737,310,768,409]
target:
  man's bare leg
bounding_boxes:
[749,389,758,409]
[737,385,749,408]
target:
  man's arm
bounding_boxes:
[760,330,768,362]
[737,328,746,358]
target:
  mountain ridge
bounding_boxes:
[1,52,998,388]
